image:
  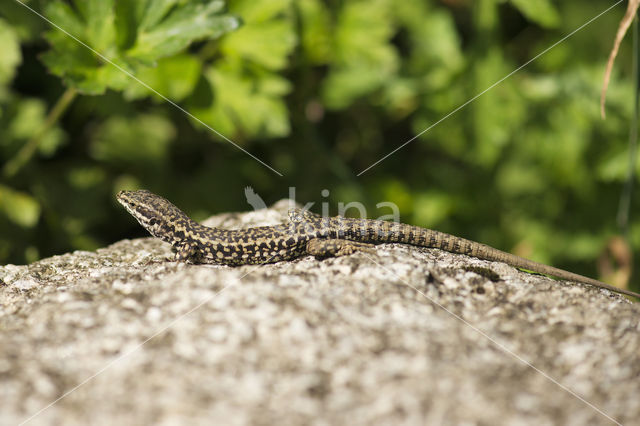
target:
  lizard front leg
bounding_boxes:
[306,238,376,258]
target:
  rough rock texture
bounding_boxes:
[1,200,639,426]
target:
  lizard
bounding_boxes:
[117,189,640,299]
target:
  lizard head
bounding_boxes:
[117,189,190,241]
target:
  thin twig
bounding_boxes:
[601,0,640,118]
[3,87,77,178]
[617,13,640,234]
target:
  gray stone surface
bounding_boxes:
[1,200,639,426]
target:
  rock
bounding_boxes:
[1,200,639,425]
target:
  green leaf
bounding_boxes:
[0,1,49,42]
[220,0,295,70]
[510,0,560,29]
[379,180,412,213]
[190,64,291,138]
[41,1,130,95]
[8,98,46,140]
[139,0,184,31]
[597,148,632,182]
[389,1,464,117]
[123,53,202,101]
[470,48,525,167]
[130,1,240,62]
[412,192,455,227]
[187,0,295,138]
[41,0,240,95]
[322,0,399,109]
[3,98,65,157]
[396,1,464,90]
[0,97,63,164]
[85,0,118,51]
[67,167,107,190]
[90,114,176,166]
[220,19,294,70]
[0,18,22,94]
[0,185,41,228]
[45,1,87,41]
[496,162,547,196]
[298,0,331,64]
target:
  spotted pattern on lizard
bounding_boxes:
[117,189,640,298]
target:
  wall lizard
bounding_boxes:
[117,190,640,299]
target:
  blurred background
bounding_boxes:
[0,0,638,292]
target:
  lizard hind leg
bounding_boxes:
[173,242,199,263]
[306,238,376,258]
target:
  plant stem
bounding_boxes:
[617,13,640,235]
[3,87,78,178]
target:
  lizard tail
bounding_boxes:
[467,240,640,299]
[343,219,640,298]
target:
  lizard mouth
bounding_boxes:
[116,195,137,217]
[116,191,157,233]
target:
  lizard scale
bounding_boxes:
[117,189,640,299]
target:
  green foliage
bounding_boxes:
[321,0,398,109]
[124,54,201,101]
[510,0,560,28]
[0,185,40,228]
[1,0,639,292]
[91,114,176,168]
[0,18,21,98]
[190,0,296,137]
[41,0,240,94]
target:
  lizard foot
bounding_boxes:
[173,242,200,262]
